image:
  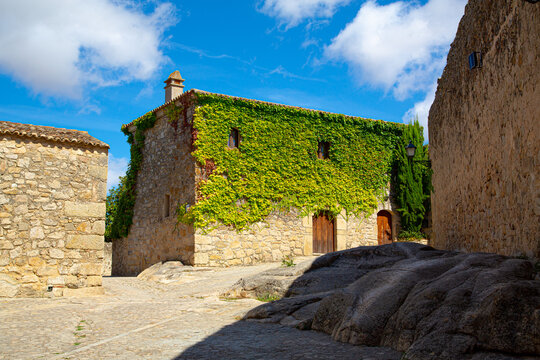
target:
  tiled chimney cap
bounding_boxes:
[164,70,184,84]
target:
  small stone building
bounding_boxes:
[113,72,402,275]
[0,121,109,297]
[429,0,539,257]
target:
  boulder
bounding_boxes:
[136,261,212,284]
[240,243,540,360]
[137,261,185,283]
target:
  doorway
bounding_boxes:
[377,210,393,245]
[313,212,335,253]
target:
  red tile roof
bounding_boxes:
[0,121,109,149]
[123,89,387,130]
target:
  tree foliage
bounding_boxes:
[104,181,122,242]
[392,117,432,233]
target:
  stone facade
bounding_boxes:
[0,121,108,297]
[429,0,539,257]
[113,92,400,275]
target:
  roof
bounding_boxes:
[124,89,389,130]
[0,121,109,149]
[165,70,184,82]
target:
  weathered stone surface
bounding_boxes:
[65,235,103,250]
[102,242,112,276]
[36,266,59,277]
[64,201,105,218]
[242,243,540,360]
[136,261,214,284]
[89,165,108,180]
[0,241,14,250]
[0,274,19,297]
[29,226,44,239]
[429,0,540,257]
[48,248,64,259]
[225,258,317,299]
[63,286,104,297]
[0,131,107,297]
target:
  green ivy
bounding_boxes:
[177,93,404,230]
[105,111,157,239]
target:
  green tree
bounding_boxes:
[104,178,123,242]
[393,117,432,234]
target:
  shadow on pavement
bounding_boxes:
[173,320,401,360]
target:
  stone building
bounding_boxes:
[113,72,402,275]
[0,121,109,297]
[429,0,539,257]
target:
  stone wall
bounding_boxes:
[103,242,112,276]
[429,0,539,257]
[112,104,196,276]
[0,135,108,297]
[190,202,401,267]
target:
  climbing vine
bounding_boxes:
[105,111,157,239]
[177,93,404,230]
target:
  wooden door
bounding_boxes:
[313,212,335,253]
[377,210,392,245]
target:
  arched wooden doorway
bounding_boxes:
[313,212,335,253]
[377,210,393,245]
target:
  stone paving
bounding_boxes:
[0,260,401,360]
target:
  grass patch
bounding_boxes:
[281,255,295,267]
[256,293,281,302]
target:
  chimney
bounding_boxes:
[164,70,185,103]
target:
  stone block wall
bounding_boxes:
[0,135,108,297]
[112,104,196,276]
[193,209,307,267]
[192,198,400,267]
[429,0,539,257]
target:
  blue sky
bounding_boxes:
[0,0,466,189]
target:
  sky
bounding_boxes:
[0,0,467,190]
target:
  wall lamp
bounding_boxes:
[406,141,431,166]
[469,52,482,70]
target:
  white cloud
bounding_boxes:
[107,154,129,190]
[260,0,351,28]
[324,0,466,100]
[403,81,437,141]
[0,0,175,99]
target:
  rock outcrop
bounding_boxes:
[238,243,540,360]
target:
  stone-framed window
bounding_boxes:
[318,141,330,159]
[228,128,240,149]
[164,194,170,218]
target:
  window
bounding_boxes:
[164,194,170,218]
[318,141,330,159]
[228,128,239,149]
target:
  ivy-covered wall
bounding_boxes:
[178,92,404,230]
[111,90,405,272]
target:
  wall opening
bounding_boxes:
[377,210,393,245]
[164,194,170,218]
[228,128,240,149]
[313,211,335,253]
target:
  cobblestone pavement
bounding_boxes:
[0,260,401,360]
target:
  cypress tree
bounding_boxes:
[393,117,432,234]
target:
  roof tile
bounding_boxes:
[0,121,109,149]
